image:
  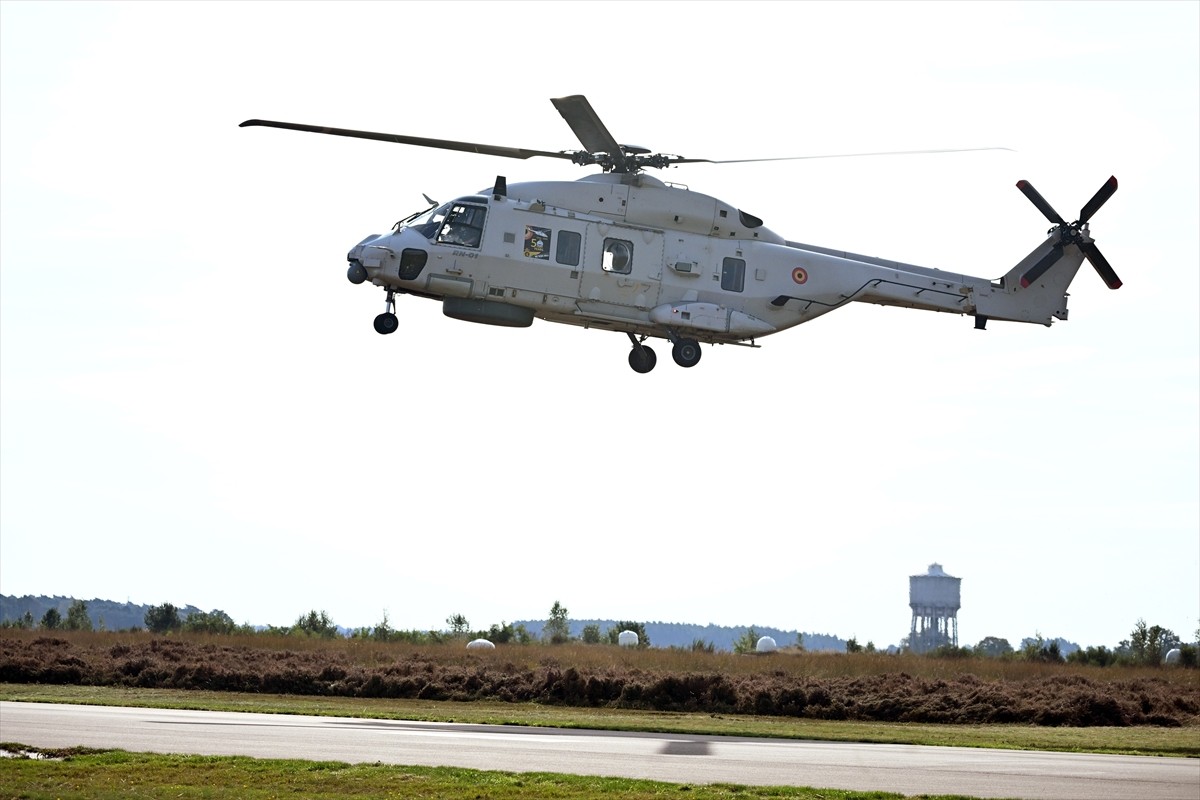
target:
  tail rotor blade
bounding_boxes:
[1078,175,1118,224]
[1020,244,1064,288]
[1080,241,1123,289]
[1017,180,1067,226]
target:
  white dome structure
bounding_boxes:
[618,630,639,647]
[755,636,777,653]
[466,638,496,651]
[1164,648,1182,665]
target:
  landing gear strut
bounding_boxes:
[627,333,657,374]
[374,291,399,335]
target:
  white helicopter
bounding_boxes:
[241,95,1120,373]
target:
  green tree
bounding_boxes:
[487,621,515,644]
[544,601,570,644]
[1067,645,1118,667]
[293,609,338,638]
[845,637,863,653]
[484,621,531,644]
[581,623,602,644]
[446,613,469,635]
[145,603,182,634]
[733,627,760,654]
[1020,634,1063,663]
[690,638,715,653]
[183,609,237,635]
[930,643,974,659]
[975,636,1014,658]
[40,608,61,630]
[64,600,92,631]
[1128,619,1179,665]
[371,610,394,642]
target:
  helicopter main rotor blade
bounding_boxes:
[550,95,624,157]
[239,119,577,163]
[673,146,1014,167]
[1078,175,1118,224]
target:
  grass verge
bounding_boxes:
[3,683,1196,757]
[0,746,988,800]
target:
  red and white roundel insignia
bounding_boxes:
[792,267,808,284]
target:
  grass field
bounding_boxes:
[0,747,983,800]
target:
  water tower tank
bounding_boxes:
[908,563,961,654]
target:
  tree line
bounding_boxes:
[4,599,1194,667]
[920,620,1196,668]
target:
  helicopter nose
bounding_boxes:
[347,234,381,279]
[346,233,389,284]
[346,233,429,286]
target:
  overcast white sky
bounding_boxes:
[2,1,1196,649]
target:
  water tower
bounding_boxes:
[909,563,960,654]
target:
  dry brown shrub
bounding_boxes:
[1,630,1196,727]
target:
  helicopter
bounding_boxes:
[240,95,1120,373]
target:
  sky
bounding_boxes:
[1,1,1197,650]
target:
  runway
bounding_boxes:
[1,702,1196,799]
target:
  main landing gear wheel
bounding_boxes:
[672,338,702,368]
[374,313,398,335]
[626,332,656,373]
[628,344,657,373]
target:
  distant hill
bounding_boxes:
[2,595,862,650]
[514,619,853,652]
[1,595,204,632]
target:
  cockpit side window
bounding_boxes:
[436,203,487,248]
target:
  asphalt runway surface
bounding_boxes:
[1,702,1197,799]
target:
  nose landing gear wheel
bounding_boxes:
[374,313,399,335]
[628,344,657,373]
[672,338,702,368]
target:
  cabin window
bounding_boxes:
[721,257,746,292]
[524,225,551,259]
[556,230,581,266]
[436,203,487,248]
[602,238,633,274]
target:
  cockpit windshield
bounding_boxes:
[396,202,452,239]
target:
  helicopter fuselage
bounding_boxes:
[347,172,1081,354]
